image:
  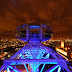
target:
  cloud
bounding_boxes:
[0,0,72,39]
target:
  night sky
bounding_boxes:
[0,0,72,39]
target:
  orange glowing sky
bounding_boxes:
[0,0,72,39]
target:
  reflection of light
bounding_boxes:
[56,48,67,56]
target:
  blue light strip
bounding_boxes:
[24,64,29,72]
[8,66,13,69]
[10,62,16,65]
[34,64,36,72]
[49,65,59,72]
[46,53,50,58]
[8,66,18,72]
[57,66,61,72]
[14,69,18,72]
[4,59,58,64]
[40,64,45,72]
[29,25,39,29]
[7,67,10,72]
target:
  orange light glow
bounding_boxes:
[65,47,67,51]
[56,47,67,56]
[61,41,64,48]
[71,55,72,58]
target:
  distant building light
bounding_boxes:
[4,52,7,54]
[68,47,70,50]
[8,55,11,57]
[71,55,72,58]
[56,47,67,56]
[60,41,64,48]
[65,47,67,51]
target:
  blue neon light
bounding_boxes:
[14,69,18,72]
[11,63,16,65]
[34,64,36,72]
[22,26,24,27]
[8,66,13,69]
[7,67,10,72]
[46,53,50,58]
[8,66,18,72]
[44,53,50,59]
[40,64,45,72]
[49,65,59,72]
[30,25,39,29]
[35,64,40,69]
[24,64,29,72]
[57,66,61,72]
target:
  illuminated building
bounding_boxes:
[56,40,72,61]
[60,41,64,48]
[0,23,71,72]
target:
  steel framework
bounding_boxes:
[0,24,71,72]
[0,42,71,72]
